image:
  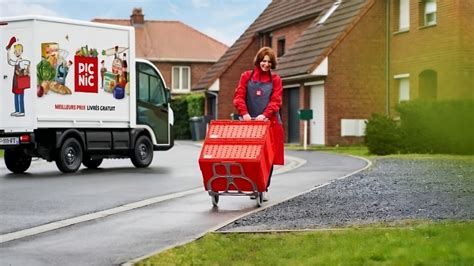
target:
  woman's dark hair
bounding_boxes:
[253,46,277,69]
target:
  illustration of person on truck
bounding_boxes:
[6,36,31,117]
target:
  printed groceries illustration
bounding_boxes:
[36,42,129,100]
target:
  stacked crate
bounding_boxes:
[198,120,274,192]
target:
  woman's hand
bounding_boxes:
[255,114,267,121]
[242,114,252,121]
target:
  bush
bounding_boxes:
[186,94,204,117]
[397,100,474,154]
[170,93,206,140]
[171,96,191,139]
[364,113,400,155]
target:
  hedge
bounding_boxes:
[170,93,205,140]
[364,100,474,155]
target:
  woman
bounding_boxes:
[233,47,285,199]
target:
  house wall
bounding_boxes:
[460,0,474,96]
[153,61,214,92]
[390,0,474,110]
[325,0,387,145]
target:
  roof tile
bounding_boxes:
[93,19,228,62]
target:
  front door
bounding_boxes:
[287,87,300,143]
[310,83,325,145]
[136,61,170,147]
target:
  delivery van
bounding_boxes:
[0,16,174,173]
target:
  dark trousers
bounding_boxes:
[266,165,274,191]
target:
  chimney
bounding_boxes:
[130,8,144,26]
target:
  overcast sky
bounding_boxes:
[0,0,271,46]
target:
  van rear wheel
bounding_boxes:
[130,135,153,168]
[56,137,83,173]
[4,148,32,174]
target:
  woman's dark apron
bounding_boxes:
[246,71,284,166]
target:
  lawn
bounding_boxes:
[137,221,474,265]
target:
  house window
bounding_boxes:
[260,33,272,47]
[394,74,410,103]
[172,66,190,92]
[423,0,437,26]
[398,0,410,31]
[419,70,437,100]
[277,38,285,57]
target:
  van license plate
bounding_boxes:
[0,137,20,145]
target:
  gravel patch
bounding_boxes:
[219,158,474,231]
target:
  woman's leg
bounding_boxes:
[266,165,274,191]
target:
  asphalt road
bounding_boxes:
[0,141,367,265]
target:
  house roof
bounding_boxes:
[194,0,335,90]
[92,18,228,62]
[194,0,373,89]
[277,0,373,77]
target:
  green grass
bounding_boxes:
[137,221,474,265]
[285,144,372,158]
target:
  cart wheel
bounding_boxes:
[211,195,219,207]
[256,192,263,207]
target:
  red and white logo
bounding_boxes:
[74,56,98,93]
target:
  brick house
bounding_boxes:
[194,0,473,146]
[94,8,228,96]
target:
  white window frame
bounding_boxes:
[394,74,410,103]
[424,0,437,26]
[399,0,410,31]
[171,66,191,93]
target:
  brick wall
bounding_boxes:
[325,0,387,145]
[390,0,474,107]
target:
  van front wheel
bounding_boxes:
[130,135,153,168]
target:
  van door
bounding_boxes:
[136,61,172,149]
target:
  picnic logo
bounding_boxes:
[73,45,99,93]
[74,56,98,93]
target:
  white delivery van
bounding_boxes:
[0,16,174,173]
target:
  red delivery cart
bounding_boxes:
[198,120,274,207]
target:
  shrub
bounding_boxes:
[170,96,191,139]
[186,94,204,117]
[170,93,206,140]
[364,113,400,155]
[397,100,474,154]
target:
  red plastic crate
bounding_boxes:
[204,120,274,168]
[198,143,271,192]
[206,120,270,141]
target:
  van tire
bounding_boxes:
[4,148,32,174]
[82,157,103,169]
[130,135,153,168]
[56,137,83,173]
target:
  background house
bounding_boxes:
[94,8,228,96]
[195,0,473,146]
